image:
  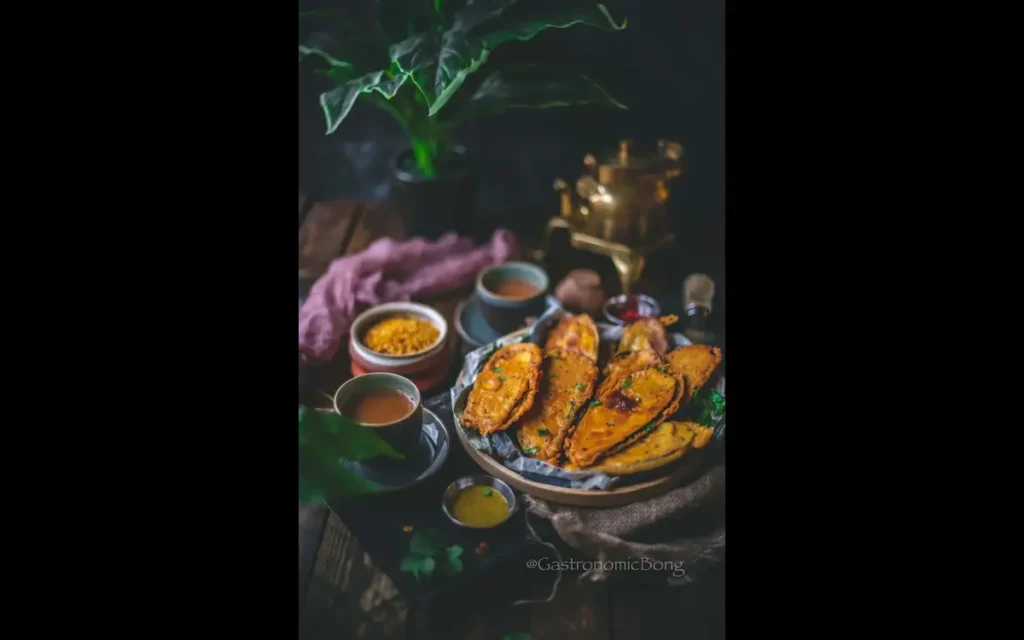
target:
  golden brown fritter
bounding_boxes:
[615,315,679,356]
[544,314,600,362]
[562,421,714,475]
[515,349,598,462]
[665,344,723,403]
[461,343,543,436]
[599,348,666,394]
[564,365,685,468]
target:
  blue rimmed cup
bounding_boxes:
[475,262,549,335]
[333,373,423,464]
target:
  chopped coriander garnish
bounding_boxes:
[538,428,550,437]
[498,375,506,381]
[656,366,667,373]
[622,379,633,389]
[697,388,726,427]
[482,489,494,497]
[574,382,584,389]
[549,374,557,380]
[400,530,463,581]
[590,400,601,407]
[493,366,503,373]
[644,423,656,432]
[523,446,539,455]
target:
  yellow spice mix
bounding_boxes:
[363,316,440,355]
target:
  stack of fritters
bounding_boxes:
[460,313,722,475]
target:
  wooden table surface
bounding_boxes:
[298,196,724,640]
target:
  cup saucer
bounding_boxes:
[337,406,450,493]
[454,294,504,350]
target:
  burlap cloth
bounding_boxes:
[521,458,725,587]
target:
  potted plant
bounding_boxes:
[299,0,627,239]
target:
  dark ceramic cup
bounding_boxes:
[333,373,423,463]
[475,262,550,335]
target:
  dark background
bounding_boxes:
[299,0,724,314]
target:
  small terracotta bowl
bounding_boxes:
[349,302,449,376]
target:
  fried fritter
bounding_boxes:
[564,365,685,468]
[665,344,723,403]
[461,343,542,436]
[563,421,714,475]
[544,314,599,362]
[599,348,666,394]
[615,315,679,356]
[515,349,598,462]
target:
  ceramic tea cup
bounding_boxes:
[333,373,423,462]
[475,262,549,335]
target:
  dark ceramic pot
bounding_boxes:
[390,145,479,240]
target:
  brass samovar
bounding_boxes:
[535,139,686,294]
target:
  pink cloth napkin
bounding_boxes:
[299,230,520,363]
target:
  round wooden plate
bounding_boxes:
[453,326,708,507]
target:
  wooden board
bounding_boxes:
[453,326,709,507]
[298,503,329,609]
[344,201,406,255]
[299,510,408,640]
[298,200,363,283]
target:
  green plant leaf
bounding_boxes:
[441,544,464,575]
[299,406,403,504]
[390,31,490,118]
[400,552,429,580]
[388,1,520,118]
[477,3,626,50]
[401,534,463,580]
[442,554,463,575]
[389,32,436,99]
[419,556,436,578]
[458,65,625,120]
[503,634,533,640]
[319,70,411,134]
[299,27,389,75]
[298,45,354,70]
[409,529,447,557]
[299,406,404,462]
[298,463,378,504]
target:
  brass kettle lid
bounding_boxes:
[584,139,686,184]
